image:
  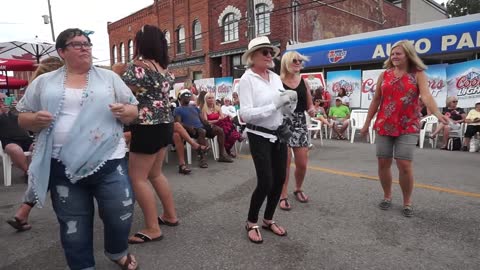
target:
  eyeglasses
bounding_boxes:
[65,42,93,50]
[292,59,303,64]
[261,49,275,57]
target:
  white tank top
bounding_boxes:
[52,88,126,159]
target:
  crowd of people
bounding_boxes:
[1,25,479,269]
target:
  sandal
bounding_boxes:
[178,164,191,175]
[402,205,414,217]
[245,223,263,244]
[293,190,309,203]
[128,232,163,244]
[111,253,138,270]
[199,158,208,168]
[378,199,392,210]
[279,198,291,211]
[6,217,32,232]
[262,221,287,237]
[158,216,179,227]
[217,155,234,163]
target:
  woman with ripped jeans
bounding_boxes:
[16,28,139,270]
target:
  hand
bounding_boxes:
[109,103,126,119]
[307,108,316,117]
[437,114,449,125]
[35,111,54,129]
[273,94,290,109]
[359,124,369,138]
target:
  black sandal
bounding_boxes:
[178,164,191,175]
[262,221,287,236]
[245,223,263,244]
[279,198,291,211]
[6,217,32,232]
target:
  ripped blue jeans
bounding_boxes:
[49,158,134,270]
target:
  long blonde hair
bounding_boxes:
[201,92,220,114]
[280,51,309,81]
[31,56,64,81]
[383,40,427,71]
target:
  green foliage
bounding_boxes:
[446,0,480,17]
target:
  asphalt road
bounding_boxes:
[1,138,479,270]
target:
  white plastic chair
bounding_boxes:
[305,112,323,146]
[349,109,369,143]
[419,115,438,149]
[431,121,466,149]
[1,141,31,186]
[185,137,218,164]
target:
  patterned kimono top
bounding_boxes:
[374,68,422,137]
[122,63,175,124]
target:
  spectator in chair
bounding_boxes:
[429,96,465,149]
[337,87,350,107]
[5,56,63,233]
[462,100,480,151]
[172,122,210,175]
[329,97,350,140]
[174,90,233,169]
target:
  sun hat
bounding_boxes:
[241,36,280,64]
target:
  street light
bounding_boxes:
[42,0,56,42]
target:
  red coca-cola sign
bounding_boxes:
[362,78,376,94]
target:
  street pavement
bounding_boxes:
[1,138,479,270]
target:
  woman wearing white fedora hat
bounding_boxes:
[238,36,297,244]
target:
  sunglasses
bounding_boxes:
[292,59,303,64]
[260,48,275,57]
[452,100,458,103]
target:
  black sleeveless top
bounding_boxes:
[283,79,307,113]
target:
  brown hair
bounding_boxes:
[31,56,64,81]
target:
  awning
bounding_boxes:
[0,58,36,71]
[287,14,480,68]
[0,75,28,89]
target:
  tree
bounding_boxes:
[446,0,480,17]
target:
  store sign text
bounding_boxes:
[371,31,480,59]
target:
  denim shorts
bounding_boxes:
[376,134,417,160]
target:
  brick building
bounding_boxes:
[107,0,434,80]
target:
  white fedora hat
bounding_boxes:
[241,36,280,64]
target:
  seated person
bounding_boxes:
[313,99,332,127]
[172,122,210,174]
[203,93,242,157]
[430,96,465,149]
[174,90,233,168]
[462,100,480,151]
[232,92,240,111]
[1,100,34,231]
[328,97,350,140]
[221,96,237,118]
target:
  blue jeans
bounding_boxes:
[49,158,134,270]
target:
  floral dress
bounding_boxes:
[122,63,175,124]
[374,68,422,136]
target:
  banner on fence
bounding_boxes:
[194,78,216,94]
[214,77,233,100]
[326,70,362,108]
[425,64,448,107]
[361,69,384,109]
[447,59,480,108]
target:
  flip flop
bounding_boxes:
[158,216,180,227]
[111,253,138,270]
[245,223,263,244]
[128,232,163,244]
[6,217,32,232]
[293,190,309,203]
[279,198,292,211]
[262,221,287,237]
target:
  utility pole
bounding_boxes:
[247,0,255,41]
[47,0,55,42]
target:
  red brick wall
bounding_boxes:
[108,0,408,78]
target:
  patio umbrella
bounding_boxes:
[0,75,28,89]
[0,58,36,71]
[0,37,58,63]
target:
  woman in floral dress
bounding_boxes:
[119,25,179,244]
